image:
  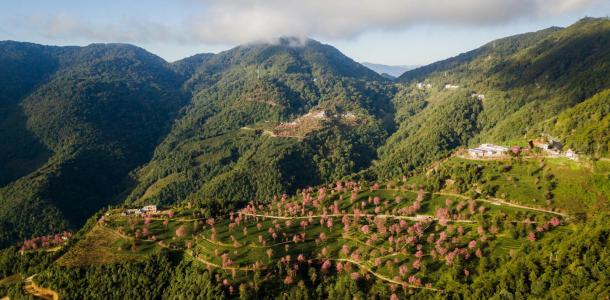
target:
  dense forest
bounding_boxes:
[0,42,186,247]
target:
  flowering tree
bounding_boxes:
[175,225,187,237]
[527,231,537,242]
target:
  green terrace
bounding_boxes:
[55,181,568,293]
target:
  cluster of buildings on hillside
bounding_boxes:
[122,205,158,216]
[466,138,579,161]
[532,139,579,160]
[415,82,462,91]
[281,110,359,128]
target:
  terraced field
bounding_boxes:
[60,180,566,293]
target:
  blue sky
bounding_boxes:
[0,0,608,65]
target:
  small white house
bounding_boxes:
[342,112,356,120]
[311,110,327,119]
[565,149,579,161]
[416,83,432,90]
[142,205,158,214]
[445,84,459,90]
[122,205,158,216]
[471,93,485,100]
[468,148,485,158]
[122,209,142,216]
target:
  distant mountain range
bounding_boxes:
[361,62,420,78]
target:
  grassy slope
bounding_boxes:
[376,18,610,179]
[412,156,610,216]
[56,179,566,294]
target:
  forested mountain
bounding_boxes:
[0,17,609,299]
[0,42,186,247]
[126,37,395,213]
[376,17,610,178]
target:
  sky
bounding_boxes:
[0,1,608,65]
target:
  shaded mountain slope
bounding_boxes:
[0,43,186,247]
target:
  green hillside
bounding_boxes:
[0,43,186,247]
[543,89,610,157]
[125,38,395,214]
[377,17,610,178]
[6,153,608,298]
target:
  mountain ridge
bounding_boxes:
[361,62,419,77]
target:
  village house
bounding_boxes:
[534,137,563,151]
[565,149,579,161]
[468,144,509,158]
[142,205,158,214]
[416,82,432,90]
[533,138,563,157]
[313,110,327,119]
[444,84,459,90]
[471,93,485,100]
[122,205,158,216]
[341,112,357,120]
[122,209,142,216]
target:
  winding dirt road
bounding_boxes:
[24,275,59,300]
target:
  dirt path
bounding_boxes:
[189,251,267,272]
[242,213,476,223]
[455,155,541,161]
[376,189,567,217]
[331,258,442,292]
[24,275,59,300]
[188,249,440,292]
[483,197,567,217]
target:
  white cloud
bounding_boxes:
[2,0,601,45]
[188,0,599,44]
[16,13,189,44]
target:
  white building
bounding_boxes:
[468,144,509,158]
[122,209,142,216]
[416,82,432,90]
[142,205,158,214]
[471,93,485,100]
[122,205,158,216]
[445,84,459,90]
[565,149,579,161]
